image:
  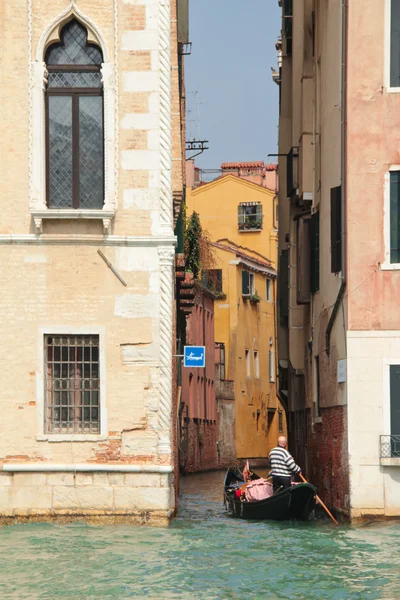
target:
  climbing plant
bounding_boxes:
[185,211,202,278]
[185,211,217,280]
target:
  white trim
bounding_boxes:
[384,0,400,92]
[348,331,400,338]
[269,350,275,383]
[0,234,176,247]
[36,326,107,438]
[36,435,108,442]
[2,463,173,473]
[229,259,277,277]
[29,5,117,224]
[381,166,400,269]
[383,357,400,435]
[30,209,116,235]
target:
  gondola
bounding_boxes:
[224,467,317,521]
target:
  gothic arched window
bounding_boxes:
[45,19,104,209]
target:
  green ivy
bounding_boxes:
[185,211,202,279]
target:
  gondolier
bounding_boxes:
[269,436,301,492]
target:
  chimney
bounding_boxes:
[186,160,195,188]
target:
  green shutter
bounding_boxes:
[174,209,184,254]
[310,212,320,293]
[390,172,400,264]
[242,270,250,295]
[279,250,289,325]
[390,365,400,437]
[330,186,342,273]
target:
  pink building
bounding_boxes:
[180,285,235,472]
[276,0,400,520]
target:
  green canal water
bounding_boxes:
[0,471,399,600]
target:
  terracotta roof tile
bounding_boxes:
[221,161,264,169]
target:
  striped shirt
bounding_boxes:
[269,446,301,478]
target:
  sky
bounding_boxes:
[185,0,281,170]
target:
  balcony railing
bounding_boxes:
[380,435,400,459]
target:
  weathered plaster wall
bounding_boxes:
[0,0,181,522]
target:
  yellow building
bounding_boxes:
[186,164,286,460]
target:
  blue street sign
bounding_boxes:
[184,346,206,368]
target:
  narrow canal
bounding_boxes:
[0,471,399,599]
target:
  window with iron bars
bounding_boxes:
[238,203,263,231]
[44,334,100,434]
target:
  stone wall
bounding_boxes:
[0,0,182,522]
[0,470,173,525]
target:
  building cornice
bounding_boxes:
[0,234,176,247]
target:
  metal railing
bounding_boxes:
[380,435,400,459]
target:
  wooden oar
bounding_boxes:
[299,473,338,525]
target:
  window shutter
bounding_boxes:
[242,270,250,295]
[310,211,320,293]
[330,186,342,273]
[279,250,289,325]
[269,350,275,382]
[297,216,311,304]
[238,205,245,228]
[216,269,223,292]
[390,365,400,435]
[390,171,400,264]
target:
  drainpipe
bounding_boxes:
[325,0,348,356]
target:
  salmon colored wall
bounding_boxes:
[347,0,400,330]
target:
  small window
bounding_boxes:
[269,350,275,383]
[238,203,263,231]
[390,171,400,264]
[278,410,283,433]
[266,279,272,302]
[254,350,260,378]
[245,349,251,377]
[45,334,100,434]
[202,269,223,293]
[390,0,400,87]
[46,20,104,209]
[242,270,255,295]
[283,0,293,56]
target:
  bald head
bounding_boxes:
[278,436,287,447]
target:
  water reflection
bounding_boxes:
[0,470,398,599]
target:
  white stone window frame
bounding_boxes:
[385,0,400,93]
[36,326,107,442]
[29,4,117,235]
[382,166,400,270]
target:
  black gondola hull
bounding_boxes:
[224,468,317,521]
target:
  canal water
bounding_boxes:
[0,471,399,599]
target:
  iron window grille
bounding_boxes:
[238,203,263,231]
[278,411,283,433]
[45,19,104,209]
[380,435,400,459]
[44,334,100,434]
